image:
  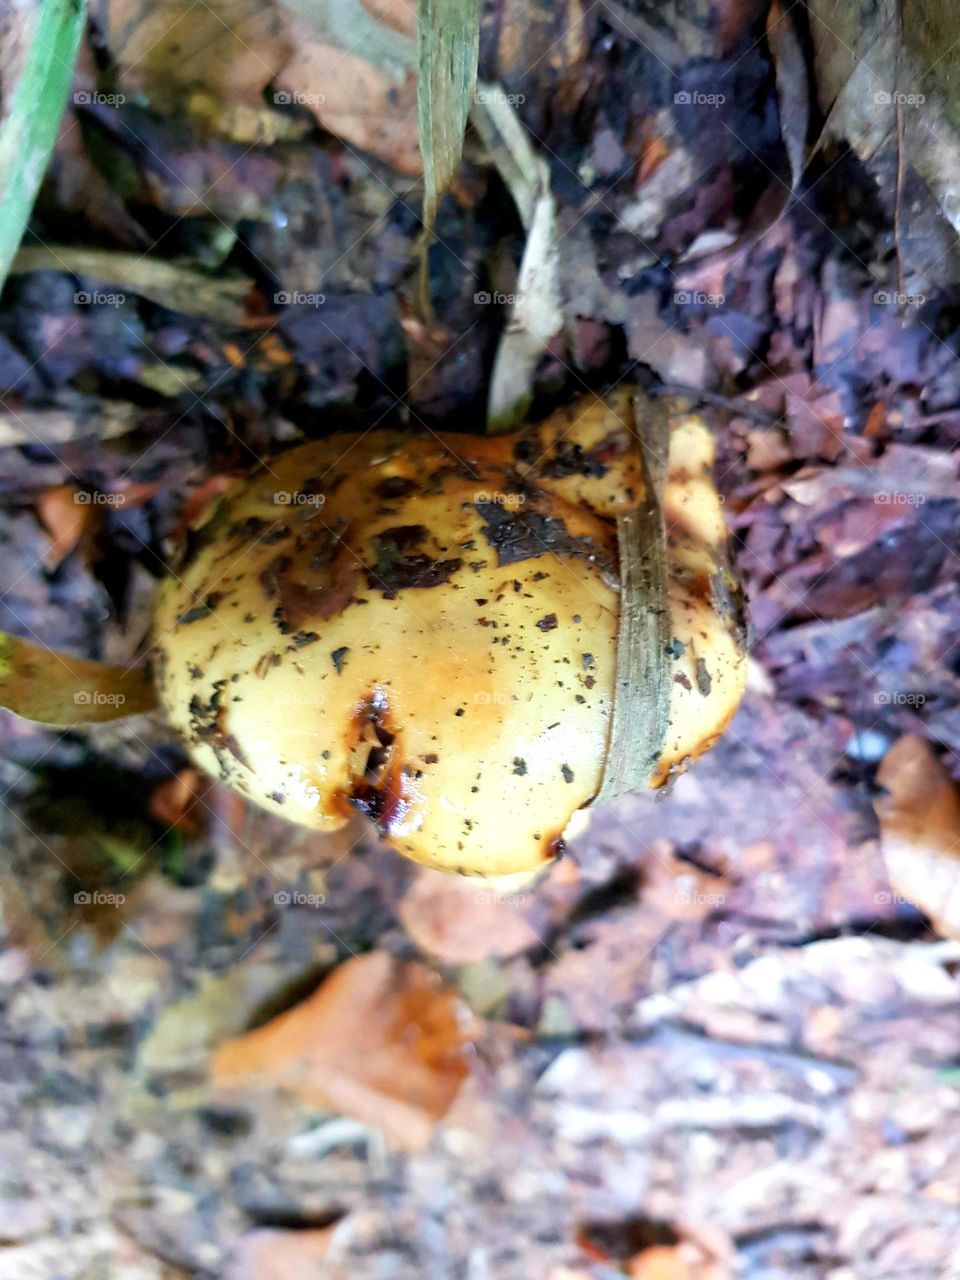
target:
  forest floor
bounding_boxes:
[3,1,960,1277]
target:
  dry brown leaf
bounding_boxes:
[278,34,421,175]
[175,474,237,540]
[211,951,476,1149]
[809,0,960,290]
[361,0,416,37]
[628,1242,730,1280]
[641,842,731,925]
[225,1227,334,1280]
[103,0,421,171]
[766,0,808,190]
[104,0,291,115]
[397,866,541,964]
[35,485,94,570]
[875,734,960,938]
[148,768,211,838]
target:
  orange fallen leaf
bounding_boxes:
[875,734,960,938]
[398,866,542,964]
[112,481,161,509]
[278,37,421,175]
[863,400,888,439]
[225,1227,334,1280]
[35,485,94,570]
[628,1242,729,1280]
[222,341,247,369]
[637,127,672,186]
[211,951,476,1150]
[176,474,236,540]
[360,0,415,37]
[149,768,211,837]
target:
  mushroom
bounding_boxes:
[152,389,746,876]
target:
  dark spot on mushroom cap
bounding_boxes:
[366,526,463,599]
[177,592,224,625]
[695,658,712,697]
[331,646,349,674]
[376,476,417,499]
[545,834,567,860]
[474,501,614,572]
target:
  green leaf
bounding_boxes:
[0,631,156,727]
[416,0,479,232]
[0,0,88,291]
[596,391,672,801]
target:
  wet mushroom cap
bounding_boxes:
[153,392,746,875]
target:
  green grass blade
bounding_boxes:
[0,0,88,290]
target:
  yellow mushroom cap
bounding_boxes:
[153,392,746,876]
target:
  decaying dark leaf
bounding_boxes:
[809,0,960,289]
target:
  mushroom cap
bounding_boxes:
[153,393,745,875]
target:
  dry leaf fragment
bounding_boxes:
[362,0,416,37]
[0,631,156,726]
[212,951,476,1149]
[627,1241,730,1280]
[35,484,93,570]
[766,0,809,191]
[397,866,541,963]
[875,734,960,938]
[809,0,960,289]
[149,768,210,838]
[225,1227,334,1280]
[104,0,290,116]
[279,36,421,175]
